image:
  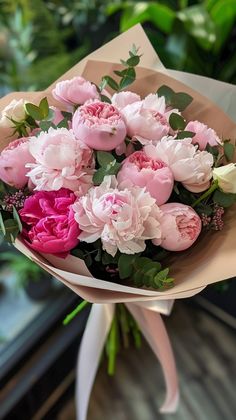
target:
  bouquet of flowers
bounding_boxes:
[0,25,235,418]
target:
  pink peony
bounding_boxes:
[0,137,34,188]
[153,203,202,251]
[120,94,178,145]
[111,91,141,109]
[72,101,127,151]
[19,189,80,255]
[185,120,221,150]
[52,76,99,106]
[73,175,162,256]
[27,127,94,195]
[117,150,174,205]
[145,137,214,193]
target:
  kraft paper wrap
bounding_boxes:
[0,24,235,303]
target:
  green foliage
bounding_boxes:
[93,151,121,185]
[169,113,186,131]
[118,254,174,290]
[100,45,140,93]
[0,251,47,287]
[223,141,235,162]
[213,190,236,207]
[157,85,193,111]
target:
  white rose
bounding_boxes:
[0,99,27,130]
[213,163,236,193]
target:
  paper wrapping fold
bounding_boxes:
[0,24,235,304]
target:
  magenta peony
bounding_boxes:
[153,203,202,251]
[117,150,174,205]
[19,188,80,255]
[72,101,127,151]
[52,76,99,106]
[0,137,34,188]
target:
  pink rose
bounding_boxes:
[111,91,141,110]
[19,188,80,255]
[73,175,162,256]
[117,151,174,205]
[72,101,127,151]
[27,127,94,195]
[52,76,99,106]
[185,120,221,150]
[0,137,34,188]
[120,94,178,145]
[153,203,202,251]
[145,137,214,193]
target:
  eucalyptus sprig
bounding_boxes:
[118,254,174,290]
[99,44,142,93]
[93,151,121,185]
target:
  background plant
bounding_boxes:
[0,0,235,96]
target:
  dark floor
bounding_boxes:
[58,301,236,420]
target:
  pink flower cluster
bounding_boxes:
[0,75,223,258]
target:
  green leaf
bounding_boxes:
[177,5,217,51]
[153,268,170,287]
[171,92,193,111]
[39,121,53,131]
[102,76,119,92]
[120,3,175,34]
[93,168,106,185]
[118,254,136,279]
[25,103,42,121]
[223,142,235,162]
[157,85,174,105]
[213,190,236,207]
[97,151,115,167]
[100,94,112,104]
[12,206,22,233]
[57,119,69,129]
[0,212,6,236]
[119,67,136,90]
[169,113,186,130]
[176,130,195,139]
[126,55,140,67]
[39,97,49,119]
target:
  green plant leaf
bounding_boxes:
[213,190,236,207]
[223,142,235,162]
[171,92,193,111]
[25,103,42,121]
[93,168,106,185]
[126,55,140,67]
[176,130,195,139]
[12,206,22,232]
[0,212,6,236]
[102,76,119,91]
[118,254,136,279]
[100,94,112,104]
[97,151,115,167]
[119,67,136,90]
[157,85,174,105]
[169,113,186,130]
[39,97,49,119]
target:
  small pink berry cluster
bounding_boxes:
[200,204,224,231]
[3,190,27,212]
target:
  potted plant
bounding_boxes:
[0,251,54,301]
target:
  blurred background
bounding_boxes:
[0,1,236,419]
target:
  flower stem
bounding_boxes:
[192,181,218,208]
[63,300,89,325]
[107,314,118,375]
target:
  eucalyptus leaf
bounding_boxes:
[102,76,119,91]
[223,142,235,161]
[25,103,42,121]
[213,190,236,207]
[119,67,136,90]
[118,254,136,279]
[12,206,22,232]
[39,97,49,119]
[97,151,115,167]
[157,85,174,105]
[176,130,195,139]
[171,92,193,111]
[169,113,186,130]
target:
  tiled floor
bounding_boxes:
[58,301,236,420]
